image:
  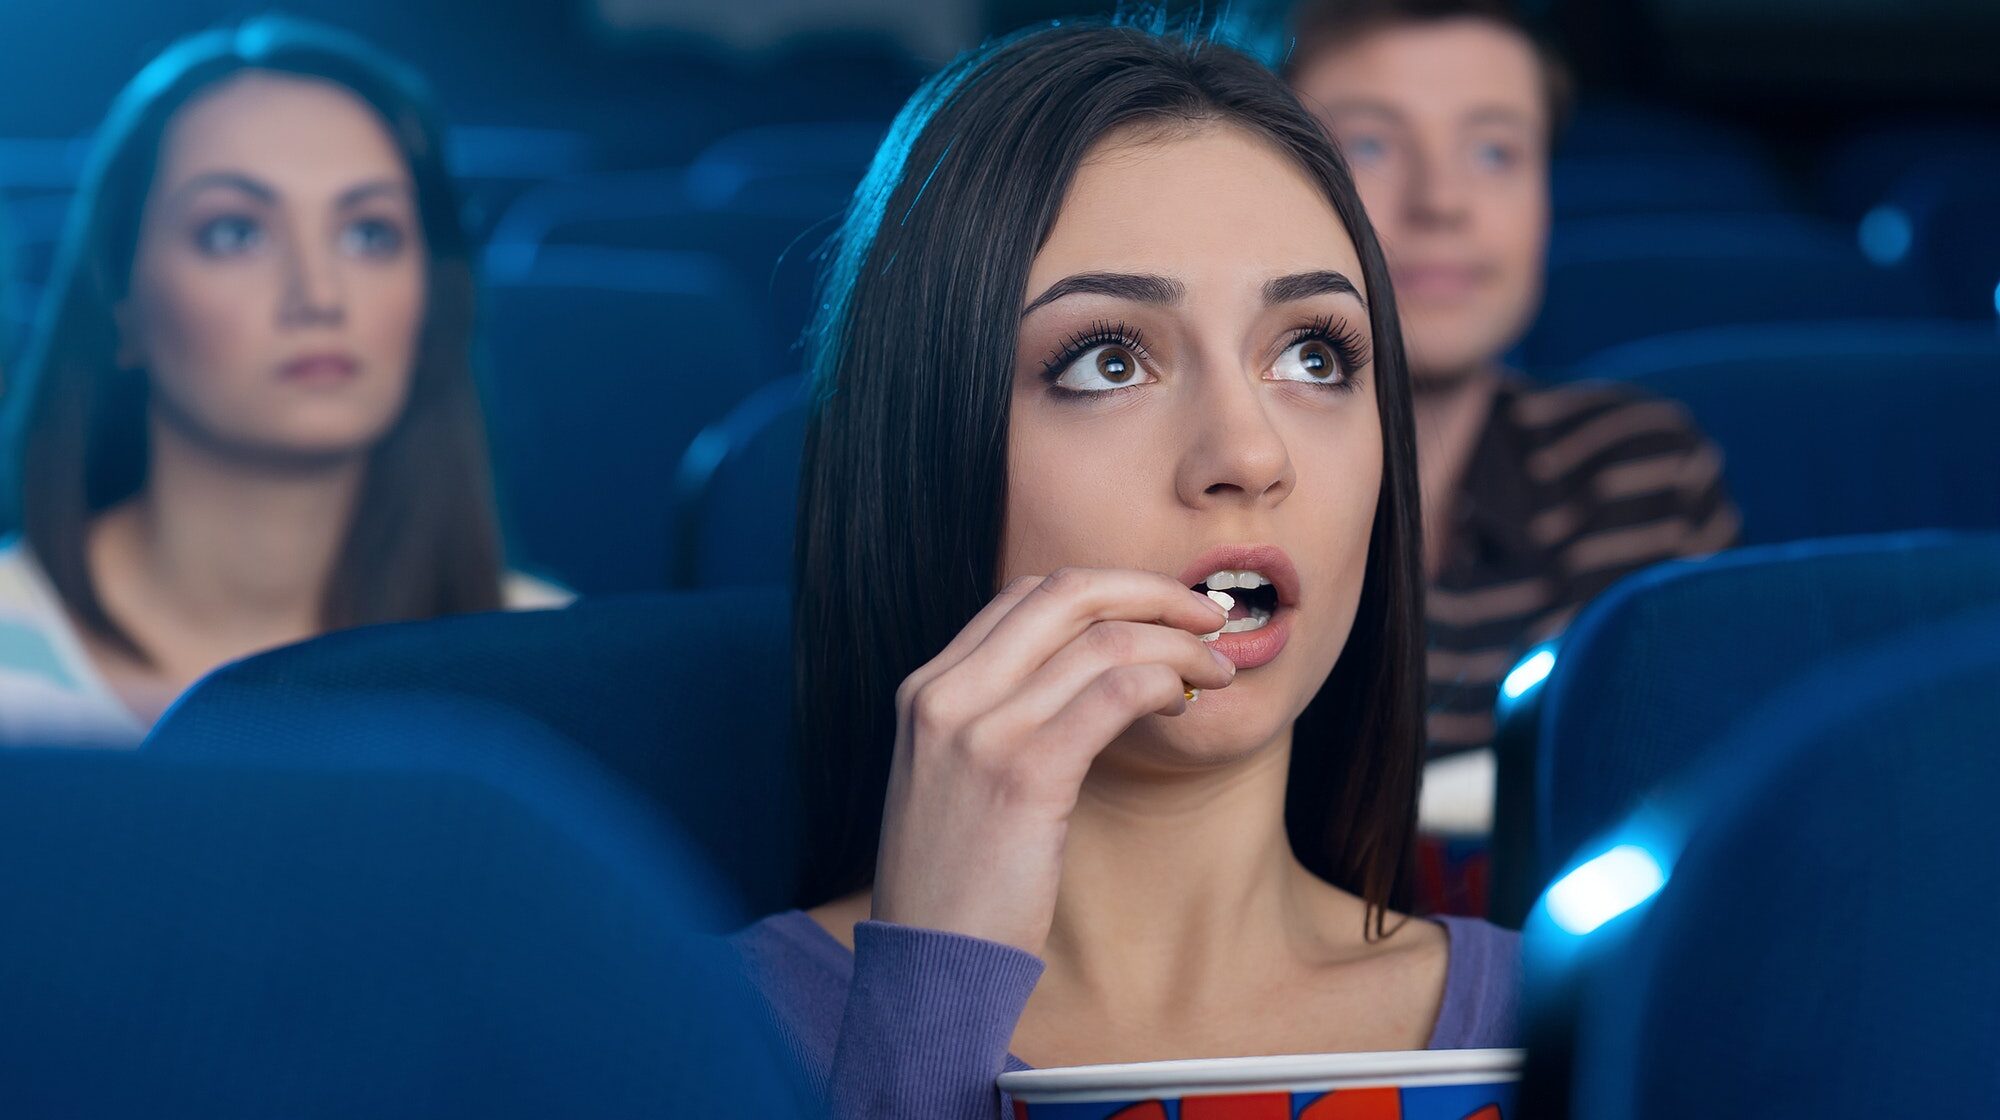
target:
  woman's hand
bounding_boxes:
[871,567,1236,956]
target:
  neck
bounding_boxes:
[118,416,367,645]
[1043,730,1357,1008]
[1411,364,1502,577]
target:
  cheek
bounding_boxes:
[133,256,273,386]
[352,259,427,373]
[999,397,1165,582]
[1289,407,1383,606]
[1353,171,1407,247]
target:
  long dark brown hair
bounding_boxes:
[793,18,1428,931]
[0,15,505,660]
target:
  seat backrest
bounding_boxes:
[482,246,775,593]
[674,373,809,588]
[1524,214,1932,373]
[1551,153,1790,220]
[0,704,816,1119]
[1524,532,2000,890]
[1571,319,2000,544]
[1547,606,2000,1117]
[147,588,803,919]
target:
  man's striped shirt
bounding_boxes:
[1426,375,1740,758]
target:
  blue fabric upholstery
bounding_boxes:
[147,588,802,920]
[674,373,809,588]
[1551,153,1790,219]
[1546,605,2000,1116]
[0,700,816,1119]
[482,246,773,593]
[1572,320,2000,544]
[1523,214,1932,373]
[1528,532,2000,891]
[1876,149,2000,319]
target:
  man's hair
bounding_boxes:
[1284,0,1574,134]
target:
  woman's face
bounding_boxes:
[118,71,425,464]
[1002,122,1383,769]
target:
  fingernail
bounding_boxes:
[1204,589,1235,615]
[1210,648,1236,675]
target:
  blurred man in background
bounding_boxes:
[1287,0,1739,875]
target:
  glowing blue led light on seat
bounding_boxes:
[1501,648,1556,700]
[1545,844,1668,935]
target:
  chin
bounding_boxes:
[1115,689,1302,772]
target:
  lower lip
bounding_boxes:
[1206,606,1292,671]
[281,358,359,384]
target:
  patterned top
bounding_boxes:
[1425,375,1740,761]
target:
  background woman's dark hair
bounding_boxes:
[794,17,1427,932]
[0,14,504,660]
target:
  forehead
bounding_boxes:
[1028,122,1366,303]
[1298,18,1544,124]
[156,71,408,193]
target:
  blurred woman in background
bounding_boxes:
[0,16,564,744]
[731,18,1517,1118]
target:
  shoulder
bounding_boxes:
[1503,377,1712,477]
[0,539,140,745]
[500,571,576,611]
[724,910,855,1073]
[0,539,85,686]
[1429,916,1523,1050]
[0,538,55,616]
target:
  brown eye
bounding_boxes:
[1271,335,1356,389]
[1096,346,1135,383]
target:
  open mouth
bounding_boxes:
[1190,569,1280,638]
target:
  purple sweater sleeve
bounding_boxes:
[827,921,1045,1120]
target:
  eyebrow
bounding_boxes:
[337,179,410,208]
[166,173,410,210]
[1022,272,1185,316]
[1022,269,1366,316]
[1264,270,1367,308]
[170,171,276,205]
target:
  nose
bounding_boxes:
[1405,146,1470,232]
[1173,357,1296,510]
[277,218,346,329]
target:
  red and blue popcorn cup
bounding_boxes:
[1000,1049,1519,1120]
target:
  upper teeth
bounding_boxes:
[1201,569,1269,591]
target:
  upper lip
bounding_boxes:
[1176,544,1302,608]
[280,351,359,377]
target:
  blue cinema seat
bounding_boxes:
[1868,149,2000,320]
[1520,605,2000,1117]
[147,587,801,919]
[487,130,870,358]
[673,373,809,588]
[0,701,816,1119]
[482,245,774,594]
[1550,153,1790,219]
[1557,101,1768,165]
[1570,320,2000,544]
[1488,532,2000,925]
[1522,214,1932,374]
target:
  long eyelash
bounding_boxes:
[1038,319,1151,382]
[1285,314,1372,389]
